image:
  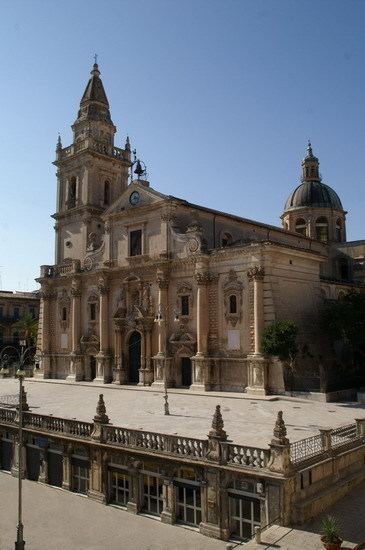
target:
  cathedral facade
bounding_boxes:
[36,63,364,394]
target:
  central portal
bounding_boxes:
[128,331,141,384]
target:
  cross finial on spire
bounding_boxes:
[94,53,98,65]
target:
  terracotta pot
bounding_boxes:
[321,536,343,550]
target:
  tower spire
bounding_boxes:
[301,140,320,182]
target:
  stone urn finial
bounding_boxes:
[208,405,227,440]
[272,410,289,445]
[93,393,109,424]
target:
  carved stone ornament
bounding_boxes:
[272,410,289,445]
[93,394,109,424]
[156,274,169,290]
[208,405,227,440]
[71,278,82,298]
[247,266,265,281]
[195,271,211,286]
[97,276,109,295]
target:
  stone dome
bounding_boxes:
[284,180,343,212]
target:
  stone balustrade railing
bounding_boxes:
[0,406,268,470]
[58,142,128,162]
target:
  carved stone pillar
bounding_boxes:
[68,278,82,381]
[38,447,49,484]
[126,461,142,514]
[36,286,52,379]
[247,266,265,356]
[161,477,177,524]
[200,470,230,540]
[246,266,267,396]
[113,322,127,384]
[95,276,111,383]
[191,269,211,391]
[87,447,106,503]
[62,444,72,491]
[152,271,173,388]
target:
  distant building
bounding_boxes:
[0,291,39,349]
[36,62,364,394]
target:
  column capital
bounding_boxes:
[97,275,109,295]
[195,272,210,286]
[247,266,265,281]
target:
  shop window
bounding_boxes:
[142,474,163,516]
[129,229,142,257]
[315,217,329,243]
[72,461,89,494]
[110,471,129,507]
[176,484,202,526]
[229,494,260,540]
[295,218,307,236]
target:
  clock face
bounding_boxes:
[129,191,140,205]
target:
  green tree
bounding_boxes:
[322,291,365,364]
[262,320,298,391]
[12,314,38,347]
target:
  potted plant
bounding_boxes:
[321,515,343,550]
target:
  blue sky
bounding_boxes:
[0,0,364,290]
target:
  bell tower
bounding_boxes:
[53,61,131,265]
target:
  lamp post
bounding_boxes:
[0,344,33,550]
[15,366,25,550]
[154,305,179,415]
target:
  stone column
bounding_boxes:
[126,461,142,514]
[113,322,126,384]
[38,447,49,484]
[95,276,111,383]
[161,477,177,524]
[152,272,172,388]
[36,286,52,378]
[87,448,106,503]
[246,266,267,396]
[191,269,210,391]
[68,278,82,381]
[62,444,73,491]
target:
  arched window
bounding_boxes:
[104,180,110,206]
[62,307,67,322]
[295,218,307,236]
[221,232,233,247]
[335,218,342,242]
[68,177,77,208]
[229,295,237,314]
[315,217,329,242]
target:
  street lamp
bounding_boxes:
[0,344,33,550]
[154,306,179,415]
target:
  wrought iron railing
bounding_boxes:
[331,423,358,448]
[290,434,323,464]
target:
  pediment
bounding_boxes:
[103,182,167,217]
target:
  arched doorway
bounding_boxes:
[181,357,192,387]
[128,331,141,383]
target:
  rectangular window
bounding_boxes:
[90,303,96,321]
[142,474,163,516]
[176,484,202,527]
[229,495,260,540]
[129,229,142,257]
[72,463,89,494]
[29,306,36,319]
[181,295,189,316]
[110,471,129,507]
[14,307,20,320]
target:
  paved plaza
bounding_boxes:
[245,480,365,549]
[1,379,365,446]
[0,472,227,550]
